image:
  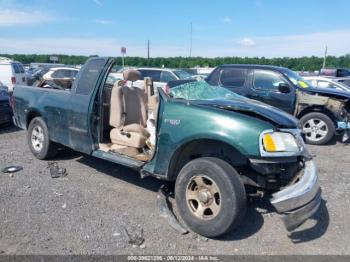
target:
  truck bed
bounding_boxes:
[13,85,70,129]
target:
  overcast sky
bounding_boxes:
[0,0,349,57]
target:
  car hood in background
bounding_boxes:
[299,87,350,99]
[192,98,298,128]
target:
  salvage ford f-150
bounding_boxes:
[12,57,321,237]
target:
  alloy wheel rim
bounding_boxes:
[31,125,44,152]
[303,118,328,142]
[186,175,221,220]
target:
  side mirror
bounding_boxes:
[278,83,291,93]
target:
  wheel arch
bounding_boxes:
[26,109,42,129]
[167,139,248,181]
[297,105,337,125]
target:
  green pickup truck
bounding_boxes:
[12,57,321,238]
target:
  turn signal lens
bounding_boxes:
[263,133,277,152]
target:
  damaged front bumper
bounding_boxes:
[270,160,321,231]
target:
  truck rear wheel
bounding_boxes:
[299,112,335,145]
[27,117,58,160]
[175,157,246,238]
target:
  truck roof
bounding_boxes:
[217,64,287,71]
[137,67,185,71]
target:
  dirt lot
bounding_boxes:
[0,124,349,255]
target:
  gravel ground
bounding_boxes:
[0,124,349,255]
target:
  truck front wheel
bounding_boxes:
[175,157,246,238]
[27,117,58,160]
[299,112,335,145]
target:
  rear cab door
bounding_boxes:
[68,57,113,154]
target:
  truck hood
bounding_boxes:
[299,87,350,99]
[193,98,298,128]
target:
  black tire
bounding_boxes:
[299,112,335,145]
[27,117,58,159]
[175,157,246,238]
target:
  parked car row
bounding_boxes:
[110,67,196,92]
[33,67,80,90]
[0,57,81,92]
[319,68,350,78]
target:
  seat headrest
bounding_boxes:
[123,69,141,82]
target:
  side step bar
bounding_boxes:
[92,150,144,170]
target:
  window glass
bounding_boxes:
[317,81,344,90]
[17,64,25,73]
[71,70,78,78]
[253,70,286,90]
[160,71,177,82]
[139,70,161,82]
[76,59,105,95]
[12,64,20,74]
[338,69,350,77]
[62,70,72,78]
[206,69,220,85]
[173,70,192,80]
[338,79,350,87]
[309,79,318,87]
[219,68,247,88]
[281,68,309,88]
[52,70,65,78]
[317,81,336,89]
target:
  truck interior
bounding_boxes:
[98,69,159,162]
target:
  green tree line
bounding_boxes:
[2,53,350,71]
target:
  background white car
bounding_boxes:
[303,76,350,92]
[42,67,79,81]
[0,57,27,92]
[40,67,80,89]
[134,68,194,92]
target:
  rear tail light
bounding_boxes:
[11,76,16,85]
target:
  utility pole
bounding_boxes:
[147,40,150,66]
[323,45,328,68]
[189,22,193,58]
[121,47,126,68]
